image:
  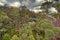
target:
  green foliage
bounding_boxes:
[0,6,60,40]
[11,35,19,40]
[52,2,60,8]
[27,35,35,40]
[9,29,18,36]
[3,34,10,40]
[33,20,60,40]
[19,24,35,40]
[42,1,52,6]
[0,10,9,19]
[36,13,47,19]
[0,28,7,39]
[52,2,60,13]
[51,13,60,18]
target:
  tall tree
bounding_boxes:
[52,2,60,13]
[41,0,52,14]
[41,0,57,24]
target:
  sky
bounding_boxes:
[0,0,56,8]
[0,0,58,13]
[0,0,45,8]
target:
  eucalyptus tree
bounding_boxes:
[41,0,52,14]
[41,0,57,24]
[52,1,60,27]
[52,2,60,13]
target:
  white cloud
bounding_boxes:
[0,0,6,2]
[21,0,31,6]
[0,0,7,6]
[8,2,21,7]
[0,0,7,3]
[48,7,58,13]
[0,2,4,6]
[0,0,21,7]
[35,0,42,2]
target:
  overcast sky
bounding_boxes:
[0,0,47,8]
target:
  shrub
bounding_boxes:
[11,35,19,40]
[3,34,10,40]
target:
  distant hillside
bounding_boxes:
[0,6,60,40]
[0,6,60,27]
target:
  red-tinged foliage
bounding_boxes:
[55,16,60,27]
[53,36,57,40]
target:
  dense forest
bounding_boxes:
[0,1,60,40]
